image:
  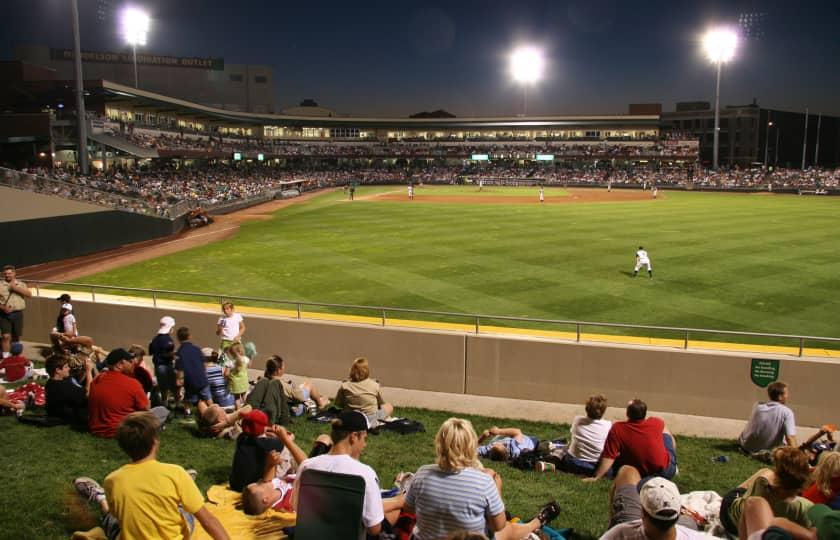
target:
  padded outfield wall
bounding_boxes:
[24,296,837,428]
[0,187,184,267]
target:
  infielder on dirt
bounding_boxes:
[633,246,652,278]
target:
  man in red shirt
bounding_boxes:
[88,348,169,438]
[584,399,677,482]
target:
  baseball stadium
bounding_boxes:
[1,6,840,540]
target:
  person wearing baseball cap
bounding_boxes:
[149,316,177,406]
[600,465,707,539]
[229,409,286,492]
[88,348,169,438]
[292,410,394,539]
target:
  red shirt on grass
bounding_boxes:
[601,417,669,477]
[88,370,149,437]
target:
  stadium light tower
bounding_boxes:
[121,7,150,88]
[510,46,545,116]
[702,27,738,170]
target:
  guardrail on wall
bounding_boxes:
[27,280,840,358]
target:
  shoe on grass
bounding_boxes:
[74,477,106,505]
[535,500,560,525]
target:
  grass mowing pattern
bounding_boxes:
[0,408,760,539]
[78,187,840,340]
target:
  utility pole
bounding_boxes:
[801,108,808,170]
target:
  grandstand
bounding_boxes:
[2,61,840,540]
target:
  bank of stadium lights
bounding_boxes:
[509,46,545,116]
[702,27,738,171]
[121,7,150,88]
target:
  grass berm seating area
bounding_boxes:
[1,403,764,539]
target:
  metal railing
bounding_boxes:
[27,280,840,358]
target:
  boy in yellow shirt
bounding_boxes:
[74,411,230,540]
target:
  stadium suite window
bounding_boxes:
[229,74,243,82]
[254,75,267,84]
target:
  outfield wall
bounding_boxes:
[25,296,837,427]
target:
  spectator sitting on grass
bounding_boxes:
[719,446,814,537]
[739,381,798,458]
[598,465,706,539]
[127,345,154,396]
[0,342,32,382]
[45,354,92,427]
[195,401,252,439]
[561,394,613,476]
[405,417,559,540]
[88,348,169,438]
[802,451,840,509]
[73,411,230,540]
[274,355,329,413]
[334,357,393,427]
[241,424,312,514]
[739,497,840,540]
[49,298,94,351]
[229,409,286,492]
[292,410,408,537]
[584,398,677,482]
[246,356,289,426]
[476,425,537,462]
[175,327,212,415]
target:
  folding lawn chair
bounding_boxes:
[293,468,366,540]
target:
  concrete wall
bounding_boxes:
[24,296,837,427]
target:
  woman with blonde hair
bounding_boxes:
[334,357,393,427]
[405,417,559,540]
[802,451,840,507]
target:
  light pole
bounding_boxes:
[510,46,545,116]
[764,118,773,167]
[121,7,150,88]
[702,28,738,170]
[70,0,89,174]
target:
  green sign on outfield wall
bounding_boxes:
[750,358,780,388]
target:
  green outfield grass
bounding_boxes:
[77,187,840,340]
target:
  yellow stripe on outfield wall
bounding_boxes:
[37,288,839,358]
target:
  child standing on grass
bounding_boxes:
[227,342,250,409]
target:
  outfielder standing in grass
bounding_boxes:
[539,186,545,204]
[633,247,652,278]
[408,183,414,200]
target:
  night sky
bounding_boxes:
[2,0,839,117]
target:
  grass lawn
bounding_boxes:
[0,406,760,539]
[74,187,840,342]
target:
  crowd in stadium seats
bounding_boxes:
[6,160,840,222]
[107,126,699,159]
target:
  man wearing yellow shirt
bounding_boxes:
[74,411,229,540]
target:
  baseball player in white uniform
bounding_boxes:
[652,186,658,199]
[539,186,545,204]
[408,184,414,200]
[633,246,652,278]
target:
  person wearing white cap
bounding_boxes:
[50,299,93,350]
[149,316,177,405]
[599,465,707,539]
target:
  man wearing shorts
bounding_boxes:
[0,265,31,356]
[599,466,705,539]
[633,247,652,278]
